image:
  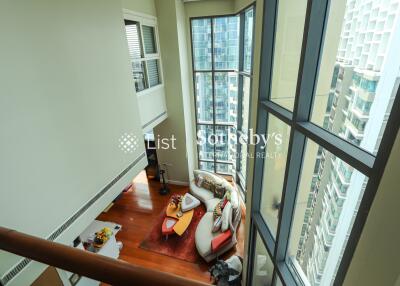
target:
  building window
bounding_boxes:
[248,0,400,286]
[124,19,162,93]
[237,6,255,192]
[191,5,255,185]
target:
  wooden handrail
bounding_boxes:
[0,227,210,286]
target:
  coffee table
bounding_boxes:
[163,201,194,236]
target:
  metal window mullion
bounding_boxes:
[195,69,236,72]
[246,219,257,284]
[236,11,245,178]
[190,19,201,169]
[211,18,217,173]
[293,0,330,122]
[261,100,293,125]
[273,130,307,261]
[246,0,278,284]
[197,122,234,127]
[275,261,300,286]
[249,3,256,76]
[239,71,252,77]
[237,74,244,175]
[253,212,276,258]
[296,122,374,175]
[239,12,245,72]
[274,0,330,266]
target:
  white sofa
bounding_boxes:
[190,170,242,262]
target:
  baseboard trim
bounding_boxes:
[167,180,189,186]
[142,111,167,129]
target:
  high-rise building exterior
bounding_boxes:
[291,0,400,285]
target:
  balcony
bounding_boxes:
[331,178,348,200]
[345,119,364,139]
[322,213,336,237]
[351,105,370,119]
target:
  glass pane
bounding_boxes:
[192,19,212,70]
[311,0,400,155]
[270,0,308,111]
[142,25,157,54]
[214,126,230,162]
[216,163,233,175]
[252,232,274,286]
[275,276,283,286]
[287,139,368,285]
[228,126,237,164]
[260,115,291,238]
[200,161,214,172]
[195,72,213,123]
[131,61,147,92]
[125,21,142,59]
[147,59,160,87]
[243,7,254,72]
[215,72,238,124]
[197,125,214,160]
[241,76,251,134]
[213,16,239,70]
[239,141,248,182]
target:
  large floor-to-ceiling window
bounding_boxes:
[248,0,400,285]
[237,7,254,191]
[191,5,255,192]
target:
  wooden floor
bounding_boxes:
[97,171,245,284]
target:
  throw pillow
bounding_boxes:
[213,197,228,220]
[213,200,223,220]
[221,202,232,232]
[214,183,226,199]
[211,229,232,253]
[195,174,204,187]
[212,216,222,232]
[201,177,216,192]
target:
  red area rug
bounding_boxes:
[139,203,206,263]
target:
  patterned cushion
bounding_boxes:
[213,197,228,220]
[213,201,223,220]
[193,170,230,199]
[195,174,204,187]
[221,202,232,232]
[201,177,216,192]
[214,183,227,199]
[193,170,224,185]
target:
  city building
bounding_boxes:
[291,0,400,285]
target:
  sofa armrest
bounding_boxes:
[211,229,232,253]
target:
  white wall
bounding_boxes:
[176,0,197,181]
[0,0,146,284]
[153,0,191,184]
[122,0,157,16]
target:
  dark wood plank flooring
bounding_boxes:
[97,171,245,284]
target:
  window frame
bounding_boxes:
[190,4,256,192]
[124,9,164,95]
[236,5,256,193]
[246,0,400,286]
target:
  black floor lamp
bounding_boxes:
[159,163,170,195]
